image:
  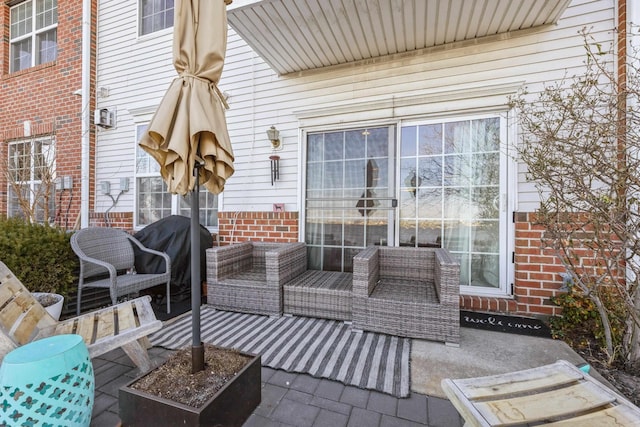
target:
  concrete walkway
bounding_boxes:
[411,327,590,399]
[89,326,591,426]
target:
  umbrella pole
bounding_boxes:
[191,164,204,373]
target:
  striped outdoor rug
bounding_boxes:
[150,306,411,397]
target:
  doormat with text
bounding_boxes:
[460,311,552,338]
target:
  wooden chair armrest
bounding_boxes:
[37,296,162,359]
[442,360,640,426]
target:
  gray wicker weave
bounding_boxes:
[281,243,353,321]
[284,270,353,321]
[206,242,305,316]
[353,246,460,344]
[71,227,171,316]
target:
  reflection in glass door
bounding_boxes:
[399,117,505,290]
[305,127,395,272]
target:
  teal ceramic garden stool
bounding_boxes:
[0,334,94,427]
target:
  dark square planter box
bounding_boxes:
[119,351,261,427]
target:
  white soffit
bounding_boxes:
[227,0,572,76]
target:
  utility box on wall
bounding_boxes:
[94,108,116,128]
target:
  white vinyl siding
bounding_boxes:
[94,0,174,216]
[95,0,614,215]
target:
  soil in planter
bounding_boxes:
[130,345,252,408]
[35,294,60,307]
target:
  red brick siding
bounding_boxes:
[0,0,96,228]
[510,212,564,317]
[218,211,300,244]
[454,211,568,317]
[89,211,133,230]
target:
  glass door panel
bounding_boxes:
[399,117,505,291]
[305,126,395,272]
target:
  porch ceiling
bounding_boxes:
[227,0,572,76]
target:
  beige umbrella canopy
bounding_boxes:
[139,0,234,196]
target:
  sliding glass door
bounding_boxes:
[304,114,509,293]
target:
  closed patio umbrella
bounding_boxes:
[139,0,234,196]
[138,0,234,372]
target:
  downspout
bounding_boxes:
[80,0,91,228]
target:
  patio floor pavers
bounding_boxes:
[89,346,463,427]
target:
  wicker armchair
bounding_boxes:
[353,246,460,344]
[206,242,305,316]
[71,227,171,316]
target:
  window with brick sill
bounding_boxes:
[9,0,58,74]
[139,0,174,36]
[134,123,218,229]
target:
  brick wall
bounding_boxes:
[512,212,565,316]
[0,0,96,228]
[89,211,133,230]
[218,211,299,244]
[460,212,565,317]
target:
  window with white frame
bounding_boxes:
[139,0,174,36]
[7,137,56,223]
[10,0,58,73]
[135,124,218,228]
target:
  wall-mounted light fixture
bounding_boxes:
[266,125,281,150]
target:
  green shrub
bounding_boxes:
[0,217,78,298]
[550,285,627,352]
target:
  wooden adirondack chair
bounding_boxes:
[442,360,640,426]
[0,261,162,372]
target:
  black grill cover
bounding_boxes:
[133,215,214,303]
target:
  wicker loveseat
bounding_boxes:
[353,246,460,345]
[206,242,304,316]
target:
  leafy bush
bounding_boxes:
[0,217,78,298]
[550,285,627,354]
